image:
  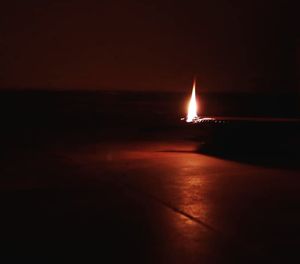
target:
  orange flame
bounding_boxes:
[186,80,198,122]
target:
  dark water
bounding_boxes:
[0,90,299,154]
[1,90,299,131]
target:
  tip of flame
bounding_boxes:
[186,80,198,122]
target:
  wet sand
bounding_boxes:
[0,91,299,262]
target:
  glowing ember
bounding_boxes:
[186,79,198,122]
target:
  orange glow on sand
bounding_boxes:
[186,80,198,122]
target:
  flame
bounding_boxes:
[186,80,198,122]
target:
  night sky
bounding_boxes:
[1,0,298,92]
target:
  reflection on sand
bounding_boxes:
[65,139,300,263]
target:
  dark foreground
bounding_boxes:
[0,91,300,262]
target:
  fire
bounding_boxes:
[186,80,198,122]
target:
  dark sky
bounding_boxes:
[0,0,298,92]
